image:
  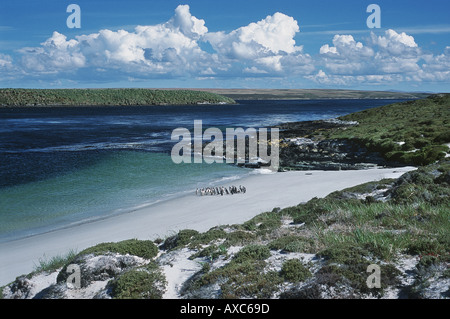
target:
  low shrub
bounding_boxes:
[161,229,199,250]
[407,239,446,257]
[78,239,158,260]
[268,236,315,253]
[224,231,256,246]
[242,212,282,232]
[280,259,311,283]
[233,245,271,264]
[109,263,166,299]
[189,244,227,261]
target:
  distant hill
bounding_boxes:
[193,88,432,100]
[0,89,235,107]
[0,88,433,106]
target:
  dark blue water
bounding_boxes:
[0,99,408,241]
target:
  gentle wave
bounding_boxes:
[208,173,249,186]
[251,168,277,175]
[3,140,169,153]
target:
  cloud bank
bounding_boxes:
[309,29,450,86]
[1,4,449,88]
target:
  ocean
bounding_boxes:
[0,99,408,242]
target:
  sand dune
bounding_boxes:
[0,166,416,286]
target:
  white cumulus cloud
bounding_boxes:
[318,34,374,75]
[206,12,301,58]
[12,6,315,80]
[205,12,311,73]
[314,29,450,85]
[16,5,215,79]
[1,5,449,88]
[371,29,419,56]
[19,31,86,72]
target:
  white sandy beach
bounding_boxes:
[0,166,416,286]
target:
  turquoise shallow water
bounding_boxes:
[0,151,249,242]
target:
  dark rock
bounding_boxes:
[275,119,401,171]
[6,276,34,299]
[34,283,67,299]
[279,128,389,170]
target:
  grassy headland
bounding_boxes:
[333,94,450,166]
[0,88,235,107]
[278,94,450,168]
[196,88,431,100]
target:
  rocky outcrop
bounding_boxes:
[1,253,150,299]
[277,120,391,171]
[193,119,387,170]
[4,276,37,299]
[56,253,148,288]
[279,138,388,171]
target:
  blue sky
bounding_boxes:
[0,0,449,91]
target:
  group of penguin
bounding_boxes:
[196,185,246,196]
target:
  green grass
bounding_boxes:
[328,179,395,199]
[0,88,235,107]
[286,199,448,261]
[33,249,78,274]
[108,262,167,299]
[134,160,450,298]
[241,211,283,231]
[224,230,257,246]
[183,245,280,299]
[189,244,228,261]
[232,245,271,263]
[268,235,316,253]
[76,239,159,260]
[280,259,312,283]
[187,228,228,249]
[161,229,200,251]
[220,267,282,299]
[52,239,161,290]
[326,94,450,166]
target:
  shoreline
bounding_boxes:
[0,167,255,245]
[191,89,430,100]
[0,166,416,286]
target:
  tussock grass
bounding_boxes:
[33,249,78,274]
